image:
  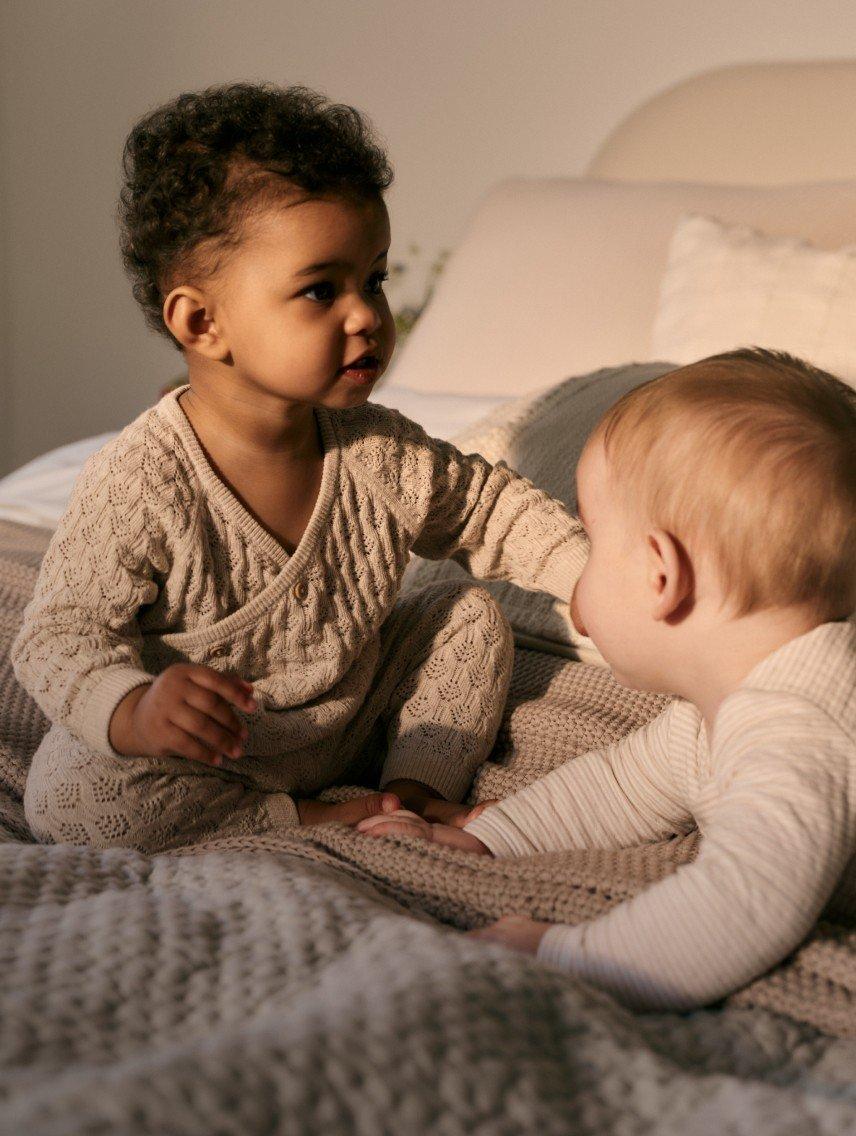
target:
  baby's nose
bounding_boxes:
[344,295,382,337]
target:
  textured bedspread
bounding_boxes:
[2,516,855,1135]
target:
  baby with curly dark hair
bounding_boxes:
[13,83,588,851]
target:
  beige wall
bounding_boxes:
[3,0,856,474]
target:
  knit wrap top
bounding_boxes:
[11,387,587,786]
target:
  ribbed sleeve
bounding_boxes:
[534,707,855,1010]
[469,624,856,1011]
[465,705,691,855]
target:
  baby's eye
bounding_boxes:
[366,270,389,296]
[302,281,336,303]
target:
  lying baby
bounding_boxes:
[359,347,856,1012]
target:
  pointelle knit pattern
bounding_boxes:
[11,387,585,846]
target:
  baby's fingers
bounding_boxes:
[466,915,548,955]
[183,685,249,754]
[450,800,499,827]
[184,667,258,758]
[188,666,258,714]
[357,811,432,840]
[172,705,245,762]
[357,809,423,830]
[467,916,523,941]
[359,821,430,840]
[466,922,502,941]
[163,725,224,768]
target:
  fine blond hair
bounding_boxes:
[592,349,856,620]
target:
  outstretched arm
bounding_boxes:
[464,703,691,856]
[476,708,855,1012]
[363,407,588,603]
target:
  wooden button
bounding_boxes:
[292,580,309,600]
[208,643,228,658]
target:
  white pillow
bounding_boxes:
[387,177,856,399]
[370,383,513,440]
[0,432,118,530]
[651,213,856,384]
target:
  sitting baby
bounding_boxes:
[359,347,856,1013]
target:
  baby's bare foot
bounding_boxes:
[296,792,401,827]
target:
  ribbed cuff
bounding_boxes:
[463,806,536,858]
[69,666,155,757]
[265,793,301,829]
[380,750,474,803]
[534,536,589,605]
[536,923,674,1011]
[536,923,587,971]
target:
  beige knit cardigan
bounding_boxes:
[11,387,587,788]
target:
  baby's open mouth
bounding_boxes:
[342,354,379,370]
[340,354,381,380]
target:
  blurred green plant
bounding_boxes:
[389,244,449,344]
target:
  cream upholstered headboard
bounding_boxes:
[587,60,856,185]
[387,57,856,399]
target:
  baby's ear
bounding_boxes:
[162,285,229,360]
[647,528,694,623]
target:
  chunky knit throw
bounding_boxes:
[1,517,855,1135]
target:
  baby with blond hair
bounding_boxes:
[360,348,856,1012]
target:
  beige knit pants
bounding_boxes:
[24,582,513,852]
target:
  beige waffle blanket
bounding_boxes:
[1,516,855,1135]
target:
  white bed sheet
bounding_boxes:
[0,433,118,531]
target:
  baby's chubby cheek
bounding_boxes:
[569,582,588,637]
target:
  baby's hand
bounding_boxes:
[108,663,257,767]
[420,799,499,827]
[381,780,499,827]
[296,794,401,827]
[453,800,498,826]
[357,810,492,854]
[356,808,433,840]
[467,915,552,955]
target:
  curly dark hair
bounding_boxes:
[118,82,393,346]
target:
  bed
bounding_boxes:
[1,61,855,1136]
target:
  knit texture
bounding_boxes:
[24,581,514,847]
[404,360,674,660]
[10,388,583,802]
[1,519,856,1134]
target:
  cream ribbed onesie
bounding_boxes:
[466,620,856,1010]
[13,387,587,851]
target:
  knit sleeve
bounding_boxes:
[340,404,588,603]
[10,431,185,757]
[465,703,691,855]
[534,694,856,1011]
